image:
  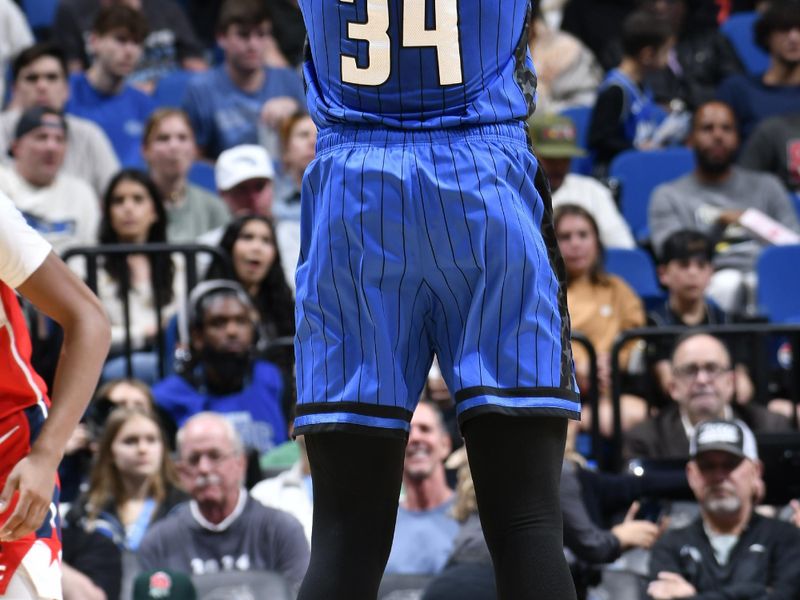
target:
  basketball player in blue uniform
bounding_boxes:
[293,1,580,598]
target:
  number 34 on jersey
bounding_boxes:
[340,0,464,87]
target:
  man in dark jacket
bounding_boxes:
[647,419,800,599]
[624,332,790,461]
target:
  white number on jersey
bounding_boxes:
[340,0,463,87]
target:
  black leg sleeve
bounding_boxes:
[462,414,577,600]
[296,431,407,600]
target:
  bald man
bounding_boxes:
[624,332,790,461]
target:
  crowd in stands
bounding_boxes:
[2,0,800,598]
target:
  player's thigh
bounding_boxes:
[294,137,432,427]
[423,137,570,393]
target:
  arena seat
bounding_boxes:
[720,11,769,76]
[605,247,665,310]
[152,68,194,108]
[559,105,593,175]
[756,245,800,323]
[188,161,217,193]
[22,0,58,37]
[608,147,695,243]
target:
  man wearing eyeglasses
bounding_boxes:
[137,412,309,590]
[624,332,790,461]
[647,419,800,600]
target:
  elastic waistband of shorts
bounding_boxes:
[316,122,529,154]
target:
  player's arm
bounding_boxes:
[0,252,110,541]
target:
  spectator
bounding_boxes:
[624,332,791,461]
[0,0,33,109]
[251,434,313,544]
[182,0,305,159]
[213,144,274,218]
[60,377,164,503]
[66,407,187,552]
[273,112,316,218]
[587,10,683,175]
[527,6,603,114]
[205,215,294,345]
[137,412,310,588]
[640,0,743,110]
[649,100,800,313]
[140,108,230,242]
[426,420,680,600]
[52,0,206,92]
[272,112,315,285]
[528,114,636,249]
[385,401,459,576]
[647,230,754,406]
[205,143,300,285]
[647,419,800,600]
[0,106,100,257]
[152,280,288,454]
[717,1,800,140]
[1,43,119,197]
[96,169,186,384]
[65,5,155,166]
[739,112,800,192]
[554,203,647,436]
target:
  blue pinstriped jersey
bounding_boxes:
[298,0,537,129]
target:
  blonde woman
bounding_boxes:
[66,408,187,552]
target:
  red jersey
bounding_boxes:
[0,194,52,420]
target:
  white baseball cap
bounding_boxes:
[215,144,275,192]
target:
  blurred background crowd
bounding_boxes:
[2,0,800,598]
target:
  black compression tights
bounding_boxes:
[296,415,576,600]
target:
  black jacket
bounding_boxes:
[649,513,800,599]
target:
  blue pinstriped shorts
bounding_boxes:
[293,123,580,437]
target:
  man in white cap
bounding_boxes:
[215,144,275,218]
[205,144,299,287]
[647,419,800,599]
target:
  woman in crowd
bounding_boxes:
[66,408,187,553]
[207,214,295,343]
[554,204,647,436]
[141,108,230,242]
[96,169,185,384]
[274,112,317,214]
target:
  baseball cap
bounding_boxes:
[527,114,586,159]
[132,570,197,600]
[10,106,67,157]
[689,419,759,461]
[215,144,275,192]
[659,229,714,265]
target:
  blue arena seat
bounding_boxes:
[559,105,593,175]
[609,147,695,243]
[22,0,58,35]
[720,11,769,76]
[151,69,193,108]
[188,161,217,193]
[756,245,800,323]
[605,247,665,310]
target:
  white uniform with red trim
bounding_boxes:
[0,193,62,600]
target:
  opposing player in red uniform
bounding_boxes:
[0,192,110,599]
